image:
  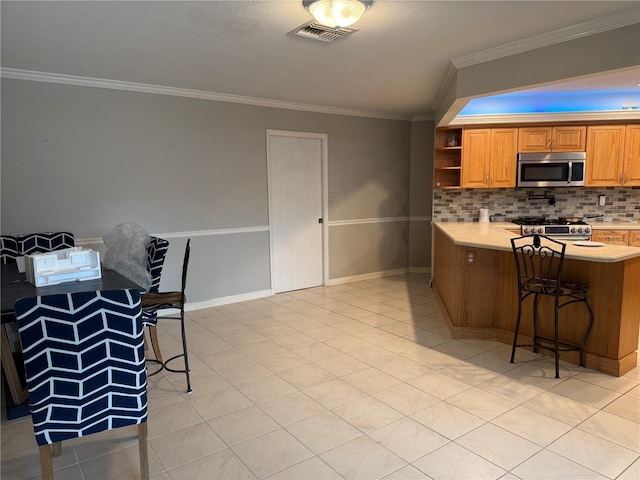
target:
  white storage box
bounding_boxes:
[25,247,102,287]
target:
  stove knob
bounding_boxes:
[585,227,591,234]
[570,227,576,233]
[523,227,530,234]
[537,227,544,234]
[578,227,584,233]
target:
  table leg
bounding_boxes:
[1,324,28,405]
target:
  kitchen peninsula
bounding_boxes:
[431,222,640,376]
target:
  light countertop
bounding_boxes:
[590,222,640,230]
[433,221,640,263]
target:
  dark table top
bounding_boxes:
[1,263,143,318]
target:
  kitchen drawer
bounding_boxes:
[629,230,640,247]
[591,229,629,246]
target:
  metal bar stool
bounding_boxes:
[141,239,192,393]
[510,234,594,378]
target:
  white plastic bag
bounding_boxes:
[102,222,152,290]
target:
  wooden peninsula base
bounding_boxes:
[432,224,640,376]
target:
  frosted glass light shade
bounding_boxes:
[305,0,369,28]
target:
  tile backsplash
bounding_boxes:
[433,187,640,222]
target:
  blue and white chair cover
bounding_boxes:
[17,232,75,255]
[15,289,149,479]
[0,235,20,264]
[142,236,170,327]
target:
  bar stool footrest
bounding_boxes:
[145,358,164,377]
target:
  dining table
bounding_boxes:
[1,262,144,419]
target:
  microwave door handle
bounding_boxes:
[567,161,572,184]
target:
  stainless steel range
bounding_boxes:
[512,217,592,241]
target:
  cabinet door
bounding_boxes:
[518,127,552,152]
[623,124,640,186]
[489,128,518,187]
[552,126,586,151]
[585,126,626,186]
[591,230,629,246]
[461,129,491,188]
[629,230,640,247]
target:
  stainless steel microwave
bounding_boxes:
[517,152,586,187]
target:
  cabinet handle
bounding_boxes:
[489,176,493,186]
[551,139,556,150]
[620,173,624,184]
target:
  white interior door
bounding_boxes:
[267,131,327,293]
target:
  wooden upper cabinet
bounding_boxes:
[518,126,586,152]
[462,128,517,188]
[489,128,518,187]
[553,126,586,151]
[623,124,640,186]
[585,125,626,186]
[629,230,640,247]
[461,129,491,188]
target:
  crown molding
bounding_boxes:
[451,10,640,69]
[431,63,458,112]
[449,110,640,125]
[0,68,412,122]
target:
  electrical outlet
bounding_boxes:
[467,251,475,264]
[599,194,606,207]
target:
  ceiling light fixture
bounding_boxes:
[303,0,372,28]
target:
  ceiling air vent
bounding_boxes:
[289,21,358,43]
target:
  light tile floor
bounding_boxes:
[2,274,639,480]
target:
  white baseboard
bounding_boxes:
[181,268,430,312]
[185,289,273,311]
[409,267,431,274]
[327,268,410,285]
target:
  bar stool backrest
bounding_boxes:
[511,234,566,296]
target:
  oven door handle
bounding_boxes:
[567,161,572,184]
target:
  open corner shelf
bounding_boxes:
[434,127,463,189]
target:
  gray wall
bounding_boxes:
[1,79,417,304]
[409,120,434,269]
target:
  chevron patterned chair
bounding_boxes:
[17,231,75,255]
[1,232,78,409]
[0,235,20,264]
[142,236,170,371]
[141,239,192,393]
[15,289,149,480]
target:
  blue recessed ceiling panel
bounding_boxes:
[458,90,640,116]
